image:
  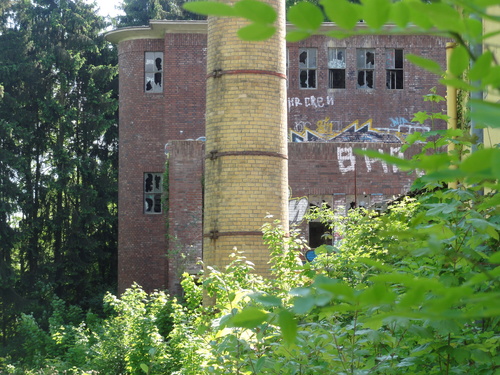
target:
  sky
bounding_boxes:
[87,0,124,18]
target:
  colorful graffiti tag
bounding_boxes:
[290,118,426,143]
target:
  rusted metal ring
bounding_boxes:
[205,150,288,160]
[207,69,287,80]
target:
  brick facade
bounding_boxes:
[106,21,448,294]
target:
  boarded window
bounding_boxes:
[145,52,163,93]
[328,48,346,89]
[386,48,404,89]
[144,173,162,214]
[299,48,317,89]
[357,48,375,89]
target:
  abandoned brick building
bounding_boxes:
[106,20,449,294]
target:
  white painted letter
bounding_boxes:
[390,147,404,173]
[337,147,356,174]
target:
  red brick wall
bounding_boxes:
[117,35,206,293]
[117,30,449,294]
[167,141,204,295]
[287,34,448,142]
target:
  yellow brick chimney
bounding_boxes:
[203,0,289,276]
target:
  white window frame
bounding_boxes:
[145,52,163,93]
[386,48,404,90]
[356,48,375,89]
[328,47,346,89]
[299,48,317,89]
[144,172,163,214]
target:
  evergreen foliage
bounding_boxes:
[0,0,118,349]
[116,0,205,27]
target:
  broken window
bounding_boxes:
[386,48,404,89]
[356,48,375,89]
[144,172,162,214]
[309,221,333,248]
[328,48,346,89]
[299,48,317,89]
[145,52,163,93]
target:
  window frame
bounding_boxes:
[144,172,163,214]
[299,48,317,89]
[328,47,346,89]
[386,48,404,90]
[145,52,163,93]
[356,48,375,89]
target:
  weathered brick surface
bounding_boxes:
[113,22,449,294]
[117,35,207,293]
[167,141,204,295]
[287,34,448,139]
[203,3,289,277]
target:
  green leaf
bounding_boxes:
[356,149,414,171]
[469,51,493,81]
[321,0,361,30]
[314,277,355,300]
[461,148,498,173]
[407,1,434,30]
[425,2,464,33]
[449,45,469,77]
[439,77,479,92]
[293,294,315,314]
[229,307,268,329]
[183,1,236,16]
[470,99,500,128]
[362,0,391,30]
[389,1,410,28]
[482,65,500,87]
[464,17,484,42]
[285,31,311,42]
[238,23,276,41]
[406,54,443,75]
[278,309,297,345]
[287,2,324,31]
[234,0,276,24]
[357,258,392,272]
[140,363,149,374]
[315,244,335,254]
[249,292,282,307]
[490,252,500,264]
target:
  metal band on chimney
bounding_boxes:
[207,69,287,80]
[205,150,288,161]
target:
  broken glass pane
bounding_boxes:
[357,70,374,89]
[328,48,346,69]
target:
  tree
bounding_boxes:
[0,0,118,346]
[117,0,205,27]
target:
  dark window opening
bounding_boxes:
[357,70,374,89]
[299,48,317,89]
[145,52,163,93]
[144,172,162,214]
[386,69,403,89]
[309,221,333,248]
[329,69,346,88]
[328,48,346,89]
[357,48,375,89]
[386,49,403,89]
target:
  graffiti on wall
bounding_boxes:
[290,118,428,143]
[288,95,335,111]
[337,146,405,174]
[289,196,309,225]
